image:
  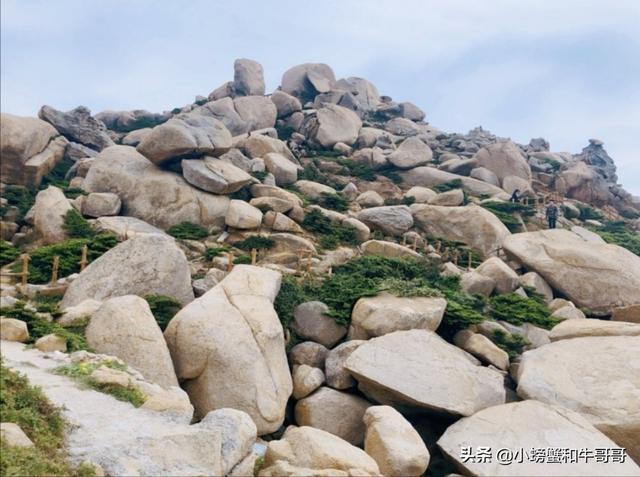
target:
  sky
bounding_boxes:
[2,0,639,195]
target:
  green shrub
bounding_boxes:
[0,364,96,477]
[620,209,640,220]
[63,209,95,238]
[489,293,558,329]
[63,187,85,199]
[561,205,579,220]
[0,240,20,266]
[2,185,36,222]
[335,159,402,184]
[203,245,231,260]
[275,124,295,141]
[589,221,640,256]
[491,329,529,359]
[0,302,89,352]
[250,170,268,182]
[384,196,416,206]
[144,295,182,331]
[40,158,74,190]
[433,179,463,193]
[481,201,536,232]
[166,222,209,240]
[314,192,348,212]
[55,360,146,407]
[235,235,275,251]
[15,234,118,284]
[233,254,252,265]
[302,209,359,249]
[577,205,604,221]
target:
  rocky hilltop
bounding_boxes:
[1,59,639,477]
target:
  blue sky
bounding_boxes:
[2,0,639,195]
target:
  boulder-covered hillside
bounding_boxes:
[1,59,639,477]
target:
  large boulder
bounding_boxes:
[61,234,194,308]
[83,146,229,230]
[270,91,302,118]
[411,204,511,257]
[195,97,249,136]
[95,109,170,133]
[93,216,166,240]
[438,400,640,477]
[260,426,380,476]
[549,318,640,341]
[300,104,362,148]
[364,406,429,477]
[400,167,507,198]
[32,186,73,244]
[263,153,298,186]
[292,301,347,348]
[357,205,413,236]
[164,266,292,434]
[345,330,505,416]
[0,113,68,187]
[325,340,365,389]
[85,295,178,388]
[349,293,446,339]
[233,58,265,96]
[294,387,371,446]
[292,365,325,400]
[82,192,121,218]
[503,229,640,313]
[516,336,640,461]
[388,137,432,169]
[225,200,263,229]
[472,141,531,186]
[181,158,253,194]
[281,63,336,102]
[38,105,113,150]
[137,114,232,166]
[233,96,277,131]
[475,257,519,294]
[556,161,614,206]
[361,240,421,259]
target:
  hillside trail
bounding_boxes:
[1,341,221,476]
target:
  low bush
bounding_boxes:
[63,209,95,238]
[234,235,275,251]
[2,185,36,223]
[203,245,231,260]
[313,192,348,212]
[144,295,182,331]
[0,364,96,477]
[0,240,20,266]
[384,196,415,206]
[433,179,463,193]
[489,293,558,329]
[233,254,252,265]
[301,209,359,250]
[590,220,640,256]
[166,222,209,240]
[481,201,536,232]
[577,205,604,221]
[491,329,529,359]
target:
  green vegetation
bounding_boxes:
[491,329,529,359]
[2,185,36,223]
[541,157,562,172]
[63,187,85,199]
[275,124,295,141]
[590,220,640,256]
[384,196,416,206]
[620,209,640,220]
[0,240,20,267]
[561,205,579,220]
[577,204,604,221]
[40,158,74,190]
[233,254,252,265]
[166,222,209,240]
[0,364,96,477]
[313,192,348,212]
[145,294,182,331]
[203,244,231,260]
[481,201,536,232]
[63,209,95,238]
[301,209,359,249]
[250,170,268,182]
[334,158,402,184]
[432,179,463,193]
[489,293,558,329]
[14,233,118,284]
[0,302,89,352]
[55,360,146,407]
[235,235,275,251]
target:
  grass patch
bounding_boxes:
[235,235,275,251]
[0,364,96,477]
[203,244,231,260]
[55,360,146,407]
[13,233,118,284]
[589,220,640,256]
[491,329,529,359]
[233,254,252,265]
[166,222,209,240]
[301,209,359,250]
[489,293,558,329]
[63,209,95,238]
[144,294,182,331]
[0,302,89,352]
[1,240,20,267]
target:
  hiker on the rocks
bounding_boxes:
[545,200,558,229]
[509,189,521,203]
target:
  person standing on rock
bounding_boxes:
[545,200,558,229]
[509,189,521,203]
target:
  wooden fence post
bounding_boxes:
[79,245,88,271]
[20,254,30,288]
[50,256,60,284]
[251,248,258,265]
[227,252,234,272]
[467,251,472,271]
[411,235,418,251]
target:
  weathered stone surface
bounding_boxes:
[82,192,121,218]
[95,109,170,133]
[349,293,446,339]
[61,234,194,308]
[405,186,437,203]
[83,146,229,230]
[384,117,420,136]
[289,341,329,369]
[428,189,465,206]
[453,330,509,370]
[295,387,371,446]
[356,190,385,207]
[292,301,347,348]
[85,296,178,388]
[250,184,302,207]
[35,334,67,352]
[137,114,232,166]
[519,271,553,302]
[364,406,429,477]
[0,423,34,448]
[612,305,640,324]
[0,113,67,187]
[249,196,294,214]
[552,305,586,321]
[234,58,265,96]
[517,336,640,461]
[470,166,500,187]
[261,426,379,476]
[388,137,432,169]
[238,134,296,163]
[345,330,506,416]
[281,63,336,101]
[270,90,302,118]
[292,365,325,399]
[294,180,336,200]
[0,318,29,342]
[264,211,302,232]
[269,233,316,255]
[39,105,113,150]
[164,266,292,434]
[476,257,519,294]
[263,153,298,186]
[182,158,253,194]
[301,104,362,148]
[57,299,102,327]
[400,167,507,198]
[93,216,165,240]
[549,318,640,341]
[361,240,421,259]
[460,271,495,296]
[412,204,511,257]
[357,206,413,236]
[438,400,640,477]
[226,200,263,229]
[473,141,531,186]
[32,185,73,244]
[233,96,277,131]
[325,340,365,390]
[503,229,640,313]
